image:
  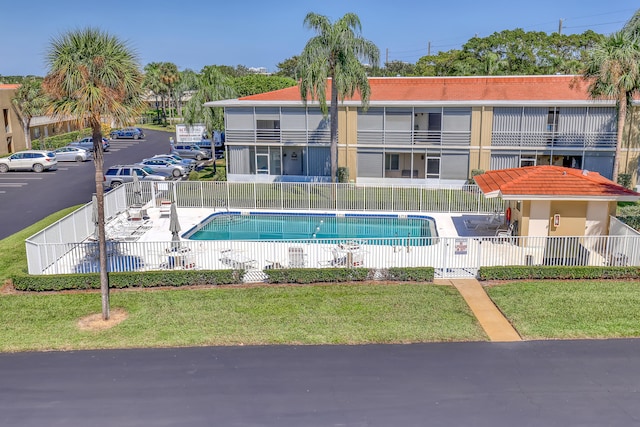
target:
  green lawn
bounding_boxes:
[0,206,81,283]
[486,280,640,339]
[0,284,486,352]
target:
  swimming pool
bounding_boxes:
[185,212,438,246]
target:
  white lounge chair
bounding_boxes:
[464,212,504,230]
[219,249,257,270]
[288,247,308,268]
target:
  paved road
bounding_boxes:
[0,129,173,239]
[1,340,639,427]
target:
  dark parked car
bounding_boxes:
[110,127,145,140]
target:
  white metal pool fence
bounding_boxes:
[25,182,640,278]
[29,233,640,279]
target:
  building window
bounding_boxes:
[3,109,9,133]
[384,154,399,170]
[520,156,536,167]
[256,119,280,141]
[547,108,558,133]
[426,156,440,179]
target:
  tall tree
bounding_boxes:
[159,62,179,122]
[623,8,640,37]
[232,74,296,97]
[274,56,299,79]
[143,62,165,122]
[583,30,640,182]
[11,77,46,149]
[43,28,144,320]
[297,12,379,183]
[183,65,235,133]
[174,69,199,117]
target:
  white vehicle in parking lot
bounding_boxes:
[0,150,58,173]
[53,146,91,162]
[137,158,187,177]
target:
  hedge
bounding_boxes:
[12,269,242,292]
[12,267,435,291]
[264,267,434,284]
[478,266,640,281]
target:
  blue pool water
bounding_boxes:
[186,213,438,246]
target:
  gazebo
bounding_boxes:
[473,166,640,239]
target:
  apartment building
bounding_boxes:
[206,75,640,185]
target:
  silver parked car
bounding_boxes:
[171,144,211,161]
[137,158,187,177]
[0,150,58,173]
[69,137,110,152]
[152,154,196,171]
[53,146,91,162]
[103,165,169,189]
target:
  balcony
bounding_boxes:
[491,131,617,148]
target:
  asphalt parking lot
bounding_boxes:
[0,129,175,239]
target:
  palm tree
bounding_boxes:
[11,77,46,150]
[582,30,640,182]
[159,62,179,122]
[623,8,640,38]
[183,66,235,134]
[43,28,144,320]
[143,62,165,123]
[297,12,379,183]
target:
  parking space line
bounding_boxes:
[0,183,26,187]
[0,176,44,180]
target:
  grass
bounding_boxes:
[0,207,485,351]
[486,280,640,339]
[0,206,81,283]
[0,284,486,352]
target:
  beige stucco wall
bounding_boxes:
[337,106,358,180]
[515,198,613,239]
[525,200,552,237]
[622,106,640,186]
[0,87,27,155]
[548,201,588,237]
[470,106,493,174]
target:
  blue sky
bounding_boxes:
[2,1,636,76]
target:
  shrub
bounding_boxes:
[12,269,242,292]
[478,265,640,281]
[617,173,632,189]
[264,267,434,284]
[337,167,349,183]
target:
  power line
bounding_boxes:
[384,9,637,63]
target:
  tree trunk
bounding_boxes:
[613,91,626,183]
[92,119,110,320]
[329,81,339,184]
[22,119,32,150]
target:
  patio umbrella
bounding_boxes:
[169,202,182,248]
[91,194,99,240]
[132,173,142,206]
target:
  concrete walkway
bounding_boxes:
[438,279,522,342]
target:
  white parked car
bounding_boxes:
[138,158,188,177]
[0,150,58,173]
[53,146,91,162]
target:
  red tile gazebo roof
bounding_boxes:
[473,166,640,201]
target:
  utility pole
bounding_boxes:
[558,19,563,34]
[385,48,389,65]
[427,41,431,56]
